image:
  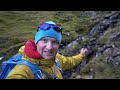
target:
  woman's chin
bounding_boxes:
[43,56,54,60]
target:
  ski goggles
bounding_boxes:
[37,23,62,33]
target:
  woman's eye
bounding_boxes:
[52,41,58,45]
[42,39,47,43]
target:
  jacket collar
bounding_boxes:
[18,46,55,67]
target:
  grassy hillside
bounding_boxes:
[0,11,56,60]
[1,11,118,79]
[0,11,95,61]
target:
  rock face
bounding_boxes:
[61,11,120,79]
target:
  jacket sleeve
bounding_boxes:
[56,53,85,72]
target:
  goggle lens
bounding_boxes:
[37,23,62,33]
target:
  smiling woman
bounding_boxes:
[37,37,59,60]
[0,20,88,79]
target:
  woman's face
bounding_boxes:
[37,37,59,60]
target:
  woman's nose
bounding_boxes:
[46,42,53,50]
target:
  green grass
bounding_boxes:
[99,22,120,45]
[80,54,120,79]
[0,11,111,64]
[0,11,56,60]
[0,11,94,59]
[1,11,120,79]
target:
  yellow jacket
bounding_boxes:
[6,46,85,79]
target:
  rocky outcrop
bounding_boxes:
[61,11,120,79]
